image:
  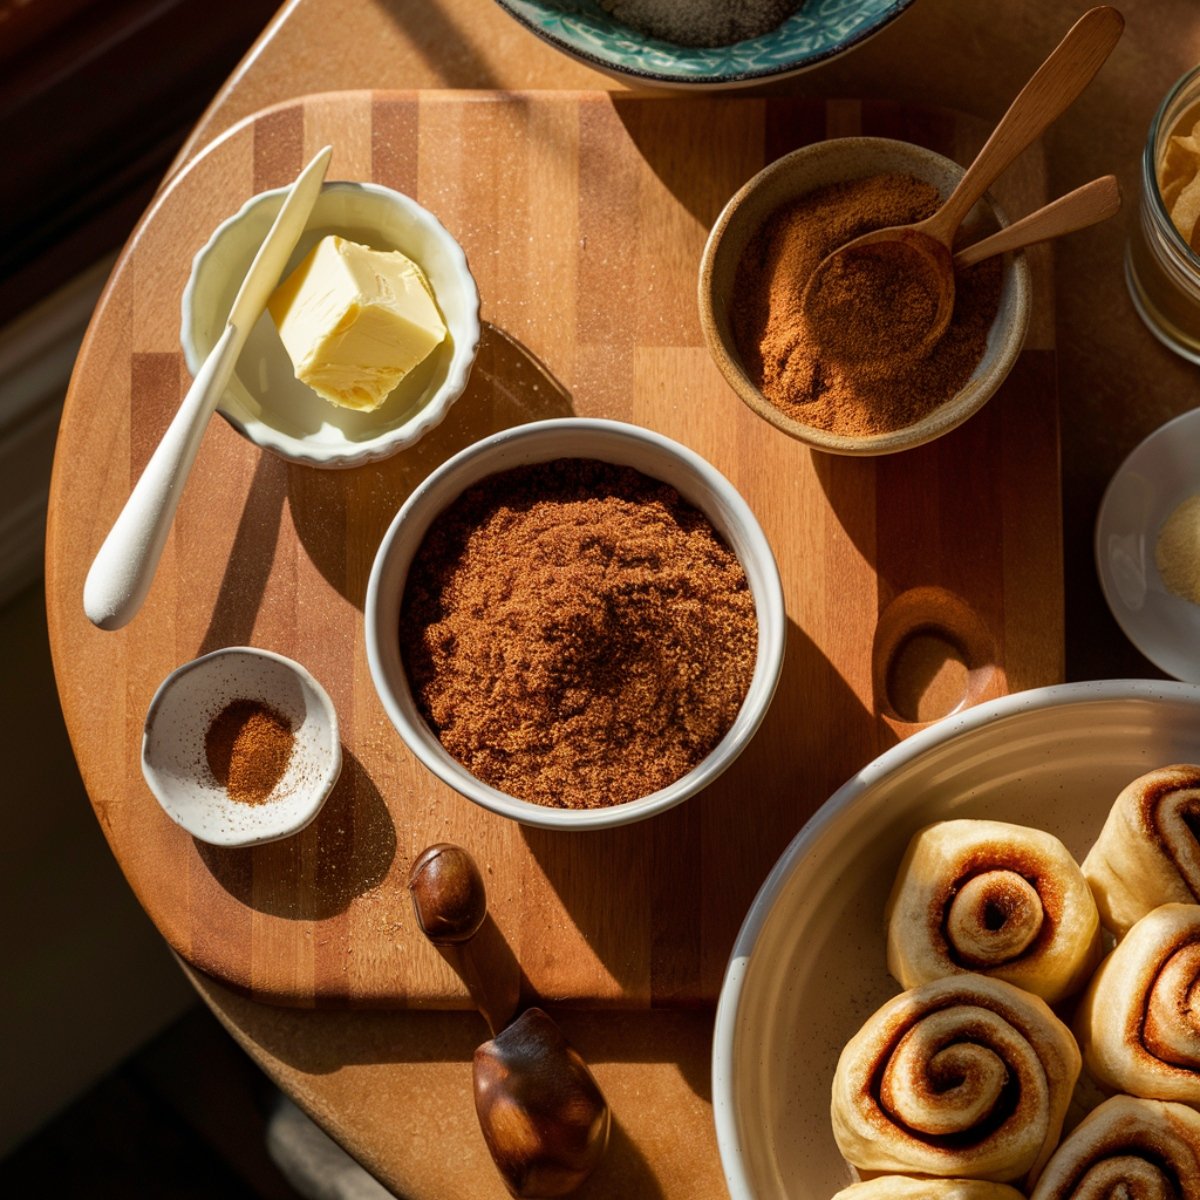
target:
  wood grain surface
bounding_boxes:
[47,90,1060,1009]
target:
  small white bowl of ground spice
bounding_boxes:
[699,137,1031,455]
[142,647,341,847]
[365,418,785,830]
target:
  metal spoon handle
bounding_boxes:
[953,174,1121,269]
[925,6,1123,245]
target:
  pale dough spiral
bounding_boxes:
[831,974,1080,1184]
[1082,764,1200,937]
[832,1179,1026,1199]
[1028,1094,1200,1199]
[1075,903,1200,1103]
[886,820,1102,1003]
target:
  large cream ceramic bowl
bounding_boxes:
[182,180,480,468]
[365,418,786,831]
[712,679,1200,1199]
[699,137,1031,455]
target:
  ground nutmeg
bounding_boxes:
[399,459,758,810]
[205,699,295,805]
[732,172,1003,437]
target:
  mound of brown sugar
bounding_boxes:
[399,459,758,809]
[732,173,1003,437]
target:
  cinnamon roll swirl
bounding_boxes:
[1075,903,1200,1103]
[831,974,1080,1183]
[886,820,1102,1003]
[832,1179,1027,1198]
[1081,764,1200,937]
[1028,1095,1200,1199]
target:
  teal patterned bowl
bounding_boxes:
[492,0,918,88]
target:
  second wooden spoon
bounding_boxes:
[801,5,1124,361]
[951,174,1120,270]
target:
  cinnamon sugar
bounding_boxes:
[399,459,757,809]
[732,172,1003,437]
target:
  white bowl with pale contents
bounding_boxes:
[181,181,481,468]
[1096,406,1200,682]
[712,679,1200,1199]
[142,646,342,847]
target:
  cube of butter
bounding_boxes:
[267,235,447,412]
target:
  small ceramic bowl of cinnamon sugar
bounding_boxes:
[142,647,341,848]
[365,418,786,831]
[698,137,1031,455]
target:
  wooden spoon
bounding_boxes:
[951,174,1121,270]
[801,5,1124,360]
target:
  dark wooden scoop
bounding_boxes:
[408,843,611,1197]
[407,842,519,1034]
[474,1007,611,1199]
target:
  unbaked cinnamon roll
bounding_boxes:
[832,1179,1026,1199]
[831,974,1080,1184]
[1075,903,1200,1103]
[1082,764,1200,936]
[1028,1094,1200,1199]
[886,819,1102,1003]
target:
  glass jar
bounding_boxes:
[1126,64,1200,363]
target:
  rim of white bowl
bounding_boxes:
[711,676,1200,1199]
[141,645,343,847]
[180,179,481,469]
[364,417,787,831]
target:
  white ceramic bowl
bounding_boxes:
[142,647,342,847]
[365,417,786,830]
[1096,407,1200,681]
[699,137,1030,455]
[713,678,1200,1199]
[181,181,481,468]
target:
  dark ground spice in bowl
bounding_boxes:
[205,698,295,805]
[399,459,758,810]
[731,172,1003,437]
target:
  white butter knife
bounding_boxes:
[84,144,332,631]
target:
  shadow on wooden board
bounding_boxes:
[289,323,576,609]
